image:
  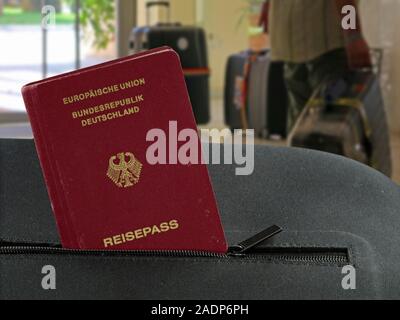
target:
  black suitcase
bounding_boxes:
[267,61,289,138]
[289,70,392,177]
[1,138,400,300]
[224,50,288,138]
[130,1,210,124]
[247,51,288,138]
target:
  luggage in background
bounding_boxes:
[224,51,251,130]
[289,93,369,166]
[129,1,210,124]
[352,71,392,176]
[224,49,288,139]
[247,52,288,138]
[289,70,392,177]
[267,62,289,138]
[247,52,269,137]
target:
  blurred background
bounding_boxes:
[0,0,399,182]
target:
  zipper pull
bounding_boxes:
[228,225,283,256]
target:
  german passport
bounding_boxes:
[22,47,227,252]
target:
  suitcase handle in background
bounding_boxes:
[370,48,383,76]
[146,1,171,25]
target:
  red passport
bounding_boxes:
[22,47,227,253]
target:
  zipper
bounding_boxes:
[0,226,349,265]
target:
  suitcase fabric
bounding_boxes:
[129,3,210,124]
[289,100,369,166]
[289,70,392,177]
[184,73,210,124]
[224,51,249,130]
[247,52,270,138]
[351,71,392,177]
[1,139,400,300]
[224,50,288,138]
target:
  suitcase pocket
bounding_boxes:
[0,231,379,300]
[0,226,350,266]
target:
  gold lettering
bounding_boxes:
[152,225,161,235]
[169,220,179,230]
[143,227,152,237]
[125,232,135,242]
[113,235,123,245]
[62,78,146,105]
[102,220,180,248]
[160,223,170,233]
[134,229,144,239]
[104,238,113,248]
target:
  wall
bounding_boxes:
[137,0,196,26]
[195,0,248,98]
[136,0,248,97]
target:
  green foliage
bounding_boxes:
[66,0,115,50]
[0,6,74,25]
[236,0,265,30]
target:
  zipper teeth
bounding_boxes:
[268,253,348,264]
[0,246,349,265]
[0,246,224,258]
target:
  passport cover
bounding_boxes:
[22,47,227,253]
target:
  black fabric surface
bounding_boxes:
[0,139,399,300]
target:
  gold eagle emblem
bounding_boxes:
[107,152,143,188]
